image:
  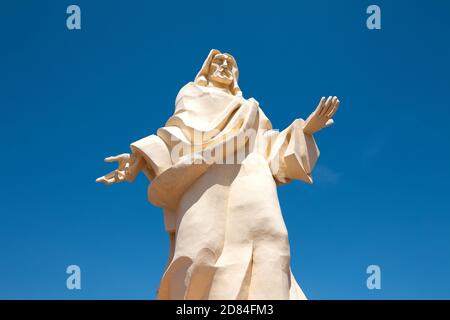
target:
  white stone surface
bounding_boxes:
[97,49,340,300]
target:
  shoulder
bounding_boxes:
[175,82,205,105]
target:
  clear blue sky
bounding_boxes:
[1,0,449,299]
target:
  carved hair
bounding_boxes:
[194,49,242,96]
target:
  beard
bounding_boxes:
[209,70,233,86]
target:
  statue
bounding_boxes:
[97,49,340,299]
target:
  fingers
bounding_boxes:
[114,170,127,182]
[104,153,130,163]
[316,97,326,115]
[96,170,117,184]
[327,98,340,118]
[319,96,330,116]
[318,96,340,118]
[319,96,333,116]
[325,96,337,117]
[96,171,127,184]
[96,176,114,184]
[325,119,334,127]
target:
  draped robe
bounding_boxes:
[130,82,319,300]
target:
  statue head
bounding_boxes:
[195,49,242,96]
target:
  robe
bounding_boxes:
[130,82,319,300]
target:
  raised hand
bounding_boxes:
[96,153,143,184]
[303,96,340,135]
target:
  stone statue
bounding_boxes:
[97,49,340,300]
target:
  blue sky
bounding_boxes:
[1,0,450,299]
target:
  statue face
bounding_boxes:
[207,53,234,86]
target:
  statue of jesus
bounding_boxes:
[97,49,340,300]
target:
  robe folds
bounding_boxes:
[130,82,320,300]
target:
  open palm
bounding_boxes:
[303,96,340,135]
